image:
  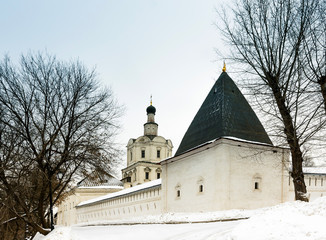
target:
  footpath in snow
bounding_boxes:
[34,196,326,240]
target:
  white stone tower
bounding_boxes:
[121,100,173,188]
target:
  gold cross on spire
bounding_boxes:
[150,95,152,105]
[222,62,226,72]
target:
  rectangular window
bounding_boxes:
[130,151,133,161]
[157,173,161,179]
[177,190,180,197]
[199,185,203,193]
[254,182,259,190]
[157,150,160,158]
[141,150,145,158]
[145,172,149,179]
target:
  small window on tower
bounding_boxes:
[157,173,161,179]
[255,182,259,190]
[199,185,204,193]
[130,151,133,161]
[145,172,149,180]
[177,190,181,197]
[141,150,145,158]
[157,150,160,158]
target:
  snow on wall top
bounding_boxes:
[162,136,283,164]
[77,179,162,207]
[303,167,326,175]
[77,186,124,189]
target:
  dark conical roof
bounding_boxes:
[175,72,272,156]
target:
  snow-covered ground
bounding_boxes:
[227,197,326,240]
[35,197,326,240]
[34,221,241,240]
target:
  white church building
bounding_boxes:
[57,67,326,226]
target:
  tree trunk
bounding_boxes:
[28,222,50,236]
[318,76,326,114]
[270,78,308,202]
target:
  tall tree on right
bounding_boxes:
[302,2,326,114]
[219,0,326,201]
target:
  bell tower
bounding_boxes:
[121,98,173,188]
[144,98,158,137]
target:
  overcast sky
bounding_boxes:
[1,1,232,164]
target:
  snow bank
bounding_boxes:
[226,197,326,240]
[33,227,72,240]
[34,197,326,240]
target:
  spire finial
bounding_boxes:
[222,62,226,72]
[150,95,152,105]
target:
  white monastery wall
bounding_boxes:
[57,194,78,226]
[162,138,290,213]
[76,180,162,224]
[286,173,326,202]
[57,187,122,226]
[62,137,326,226]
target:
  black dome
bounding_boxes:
[146,105,156,114]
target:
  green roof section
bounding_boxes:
[175,72,272,156]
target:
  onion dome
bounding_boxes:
[146,105,156,115]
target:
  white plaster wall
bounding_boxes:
[57,187,122,226]
[57,194,78,226]
[162,143,224,212]
[286,174,326,202]
[162,139,289,213]
[225,142,288,209]
[76,186,162,224]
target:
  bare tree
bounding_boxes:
[0,53,122,237]
[302,1,326,113]
[219,0,326,201]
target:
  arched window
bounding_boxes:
[144,167,151,180]
[253,174,262,191]
[156,168,162,179]
[197,176,204,194]
[197,177,204,194]
[175,183,181,199]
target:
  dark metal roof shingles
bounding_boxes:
[175,72,272,156]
